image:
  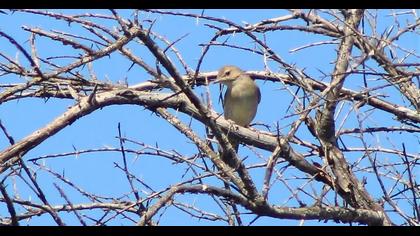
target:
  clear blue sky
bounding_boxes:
[0,9,418,225]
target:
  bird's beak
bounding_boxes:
[213,77,226,84]
[213,78,222,84]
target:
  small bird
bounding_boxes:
[213,65,261,164]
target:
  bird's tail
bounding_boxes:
[221,135,239,168]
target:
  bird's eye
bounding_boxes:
[224,71,231,76]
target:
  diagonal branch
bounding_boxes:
[135,25,261,201]
[314,10,392,225]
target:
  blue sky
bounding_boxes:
[0,9,419,225]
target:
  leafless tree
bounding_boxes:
[0,9,419,226]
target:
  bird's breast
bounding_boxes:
[223,83,259,126]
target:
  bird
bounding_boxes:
[213,65,261,165]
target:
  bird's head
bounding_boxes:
[214,65,243,86]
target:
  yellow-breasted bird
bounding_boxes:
[214,65,261,165]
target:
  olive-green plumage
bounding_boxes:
[214,65,260,164]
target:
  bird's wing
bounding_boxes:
[256,85,261,104]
